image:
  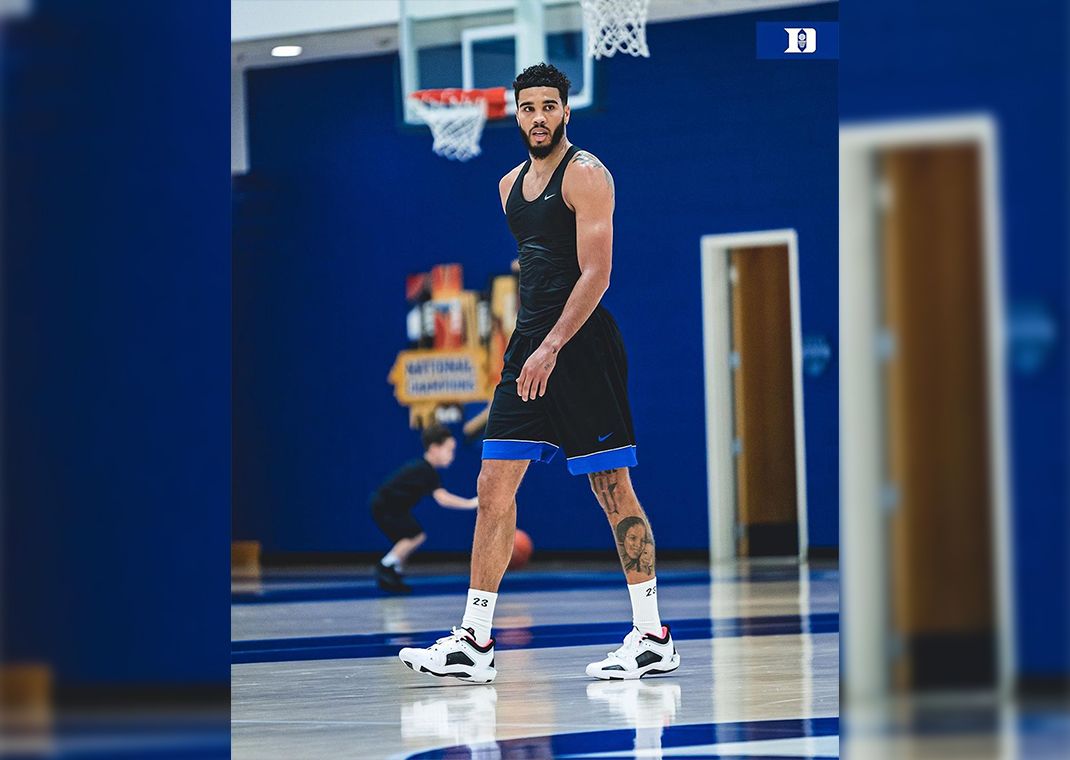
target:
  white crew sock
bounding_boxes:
[628,578,663,636]
[380,551,400,568]
[461,588,498,644]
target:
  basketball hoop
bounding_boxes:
[409,87,509,161]
[581,0,651,59]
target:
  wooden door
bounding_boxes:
[881,144,995,689]
[730,245,799,557]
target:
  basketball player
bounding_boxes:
[399,63,678,682]
[371,423,477,594]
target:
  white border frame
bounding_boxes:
[701,229,809,564]
[840,113,1015,699]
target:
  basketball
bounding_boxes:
[509,529,533,570]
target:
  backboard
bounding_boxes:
[399,0,595,126]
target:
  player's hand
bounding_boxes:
[467,496,479,509]
[516,343,558,402]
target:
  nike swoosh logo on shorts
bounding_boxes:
[544,193,556,200]
[598,432,613,442]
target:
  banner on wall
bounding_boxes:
[390,263,518,428]
[388,349,490,405]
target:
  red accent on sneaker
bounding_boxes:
[643,625,672,645]
[459,628,495,653]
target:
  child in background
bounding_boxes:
[371,423,477,593]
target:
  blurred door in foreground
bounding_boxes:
[881,144,996,689]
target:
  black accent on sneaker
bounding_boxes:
[640,657,681,678]
[417,667,481,685]
[642,666,678,677]
[490,659,495,668]
[459,631,495,654]
[404,661,414,670]
[635,651,663,668]
[419,665,475,680]
[446,652,476,667]
[643,626,672,645]
[602,665,625,671]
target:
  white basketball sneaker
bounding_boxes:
[585,625,680,680]
[399,627,497,684]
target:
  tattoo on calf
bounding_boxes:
[614,515,655,576]
[572,151,615,197]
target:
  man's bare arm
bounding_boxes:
[515,151,614,401]
[543,151,613,351]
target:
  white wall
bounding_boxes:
[231,0,400,42]
[231,0,833,42]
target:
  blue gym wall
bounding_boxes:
[1,2,230,686]
[232,5,839,557]
[233,4,839,556]
[839,1,1069,681]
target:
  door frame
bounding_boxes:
[701,229,809,564]
[839,114,1015,698]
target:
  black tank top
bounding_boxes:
[505,144,581,338]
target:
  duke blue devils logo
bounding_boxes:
[784,27,817,54]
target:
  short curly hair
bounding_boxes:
[512,62,571,106]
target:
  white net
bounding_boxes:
[581,0,651,59]
[409,96,488,162]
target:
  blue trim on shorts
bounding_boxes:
[566,444,638,475]
[482,439,560,463]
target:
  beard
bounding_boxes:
[520,120,565,159]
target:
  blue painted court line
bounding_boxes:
[6,719,231,759]
[232,567,839,605]
[231,611,838,664]
[404,716,840,760]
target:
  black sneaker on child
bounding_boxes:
[375,562,412,594]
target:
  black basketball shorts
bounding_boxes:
[371,501,424,543]
[482,307,637,476]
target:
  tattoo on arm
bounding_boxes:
[572,151,614,197]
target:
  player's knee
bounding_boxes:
[476,470,510,515]
[476,468,494,497]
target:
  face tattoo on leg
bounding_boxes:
[615,515,652,575]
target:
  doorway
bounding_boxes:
[701,230,808,563]
[840,115,1013,696]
